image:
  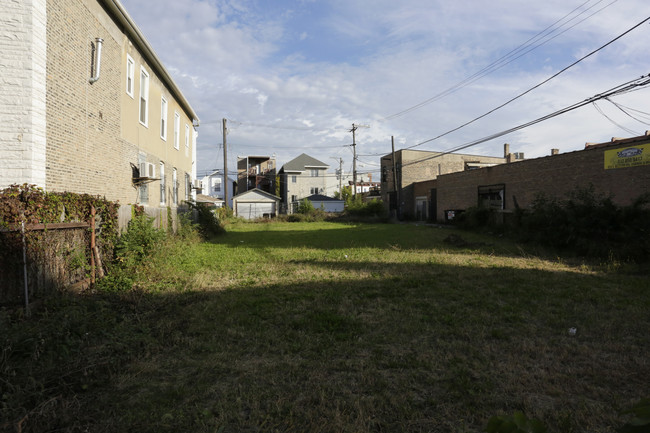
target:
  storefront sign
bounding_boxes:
[604,143,650,169]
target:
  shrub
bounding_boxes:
[185,202,225,239]
[113,213,166,268]
[346,197,386,218]
[297,198,315,214]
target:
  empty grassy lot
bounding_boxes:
[2,221,649,432]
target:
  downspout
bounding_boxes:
[89,38,103,84]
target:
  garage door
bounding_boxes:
[239,202,275,219]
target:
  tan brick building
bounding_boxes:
[1,0,199,226]
[435,134,650,222]
[380,148,509,219]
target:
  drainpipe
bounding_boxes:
[89,38,103,84]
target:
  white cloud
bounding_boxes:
[119,0,650,177]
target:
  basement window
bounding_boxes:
[478,184,505,210]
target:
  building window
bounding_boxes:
[291,175,297,183]
[173,112,180,150]
[185,124,190,147]
[139,67,149,126]
[310,187,319,195]
[185,173,191,201]
[160,96,168,140]
[478,184,505,210]
[126,55,134,98]
[172,168,178,205]
[310,169,319,177]
[291,195,297,202]
[160,162,166,204]
[214,178,222,192]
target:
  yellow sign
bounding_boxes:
[604,143,650,169]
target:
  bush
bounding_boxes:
[113,214,166,268]
[346,197,386,218]
[297,198,315,214]
[185,202,225,239]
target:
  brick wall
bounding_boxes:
[435,137,650,222]
[0,0,47,188]
[45,0,196,214]
[381,149,506,219]
[46,0,136,204]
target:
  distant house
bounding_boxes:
[279,153,329,213]
[232,188,281,220]
[0,0,200,230]
[201,169,236,208]
[305,194,345,213]
[237,155,276,196]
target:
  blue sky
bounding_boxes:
[119,0,650,179]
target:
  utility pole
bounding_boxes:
[391,136,399,219]
[222,118,229,209]
[349,123,369,197]
[338,157,343,197]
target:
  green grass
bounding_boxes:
[2,221,649,432]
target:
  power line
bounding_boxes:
[395,73,650,169]
[592,101,641,135]
[403,15,650,151]
[381,0,619,121]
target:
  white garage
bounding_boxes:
[233,189,281,220]
[306,194,345,213]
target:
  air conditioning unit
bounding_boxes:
[137,162,156,178]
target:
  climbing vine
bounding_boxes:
[0,184,119,303]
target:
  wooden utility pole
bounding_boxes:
[222,118,229,208]
[351,124,357,197]
[349,123,369,197]
[336,157,343,197]
[391,136,399,219]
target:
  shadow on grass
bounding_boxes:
[3,255,649,433]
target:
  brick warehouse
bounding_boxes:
[433,133,650,222]
[380,148,514,220]
[0,0,199,227]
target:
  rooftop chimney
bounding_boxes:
[504,143,510,158]
[551,149,559,155]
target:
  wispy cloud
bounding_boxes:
[120,0,650,176]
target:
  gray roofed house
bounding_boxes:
[279,153,330,213]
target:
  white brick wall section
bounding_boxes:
[0,0,47,189]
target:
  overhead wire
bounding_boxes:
[402,15,650,151]
[381,0,618,121]
[592,101,641,135]
[394,73,650,170]
[604,97,650,126]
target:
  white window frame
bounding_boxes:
[160,162,166,205]
[126,54,134,98]
[173,112,180,150]
[160,96,168,141]
[310,169,319,177]
[172,168,178,205]
[185,124,190,148]
[185,173,191,201]
[139,66,150,127]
